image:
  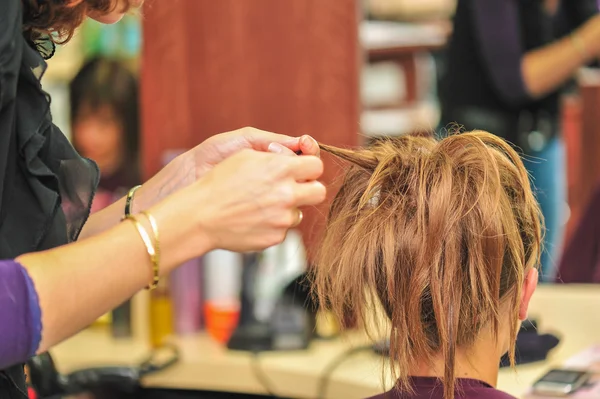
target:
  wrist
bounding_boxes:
[129,183,153,215]
[146,185,216,273]
[186,179,218,254]
[193,192,218,254]
[578,16,600,61]
[133,154,195,215]
[129,169,174,216]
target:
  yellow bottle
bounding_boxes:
[149,277,174,348]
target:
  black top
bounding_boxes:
[367,377,516,399]
[0,1,98,397]
[439,0,597,145]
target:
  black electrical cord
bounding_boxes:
[28,343,181,397]
[2,371,30,399]
[139,343,180,375]
[251,351,281,398]
[317,344,373,399]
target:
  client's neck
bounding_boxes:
[408,328,504,387]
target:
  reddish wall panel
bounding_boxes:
[141,0,361,252]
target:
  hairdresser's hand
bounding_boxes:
[128,127,319,224]
[152,149,326,257]
[187,126,321,181]
[195,149,325,251]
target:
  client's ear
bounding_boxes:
[519,268,539,321]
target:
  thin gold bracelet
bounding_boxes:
[123,185,142,220]
[141,210,160,289]
[126,215,160,290]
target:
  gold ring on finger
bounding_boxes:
[292,209,303,227]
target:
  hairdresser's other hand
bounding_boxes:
[132,127,319,217]
[196,149,325,251]
[153,149,326,257]
[188,127,320,181]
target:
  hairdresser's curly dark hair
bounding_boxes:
[21,0,133,46]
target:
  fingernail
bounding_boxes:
[268,142,284,153]
[301,135,313,149]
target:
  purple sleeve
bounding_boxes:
[469,0,532,105]
[0,260,42,369]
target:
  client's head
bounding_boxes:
[315,131,542,399]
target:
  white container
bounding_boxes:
[203,250,243,308]
[254,229,307,322]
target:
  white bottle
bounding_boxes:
[254,229,307,322]
[203,250,243,343]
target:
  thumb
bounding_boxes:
[268,142,297,156]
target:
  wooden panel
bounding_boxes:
[141,0,361,252]
[561,95,582,245]
[579,81,600,209]
[559,76,600,269]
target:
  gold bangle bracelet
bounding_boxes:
[123,185,142,220]
[141,210,160,289]
[126,215,160,290]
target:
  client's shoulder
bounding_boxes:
[468,386,517,399]
[365,386,517,399]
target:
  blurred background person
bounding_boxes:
[70,57,140,213]
[69,57,140,337]
[438,0,600,280]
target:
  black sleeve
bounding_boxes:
[0,1,23,220]
[467,0,533,106]
[0,1,21,110]
[0,0,99,252]
[560,0,598,31]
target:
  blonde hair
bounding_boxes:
[314,131,542,399]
